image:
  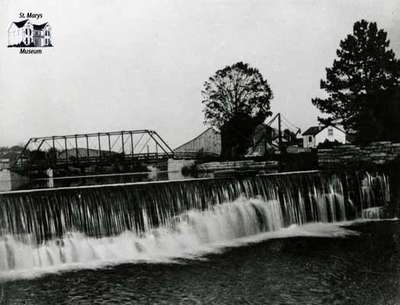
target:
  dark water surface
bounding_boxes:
[1,220,400,305]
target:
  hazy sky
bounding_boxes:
[0,0,399,148]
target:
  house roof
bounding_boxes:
[302,124,346,136]
[13,19,29,28]
[33,23,48,30]
[302,126,324,136]
[174,127,219,151]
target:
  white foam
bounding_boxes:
[0,197,360,281]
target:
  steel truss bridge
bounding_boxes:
[12,130,179,174]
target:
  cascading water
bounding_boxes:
[0,170,391,276]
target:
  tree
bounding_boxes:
[317,139,343,149]
[283,129,298,145]
[202,62,273,158]
[312,19,400,143]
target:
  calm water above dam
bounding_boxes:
[0,170,398,304]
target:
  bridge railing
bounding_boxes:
[11,129,176,174]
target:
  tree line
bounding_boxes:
[202,19,400,158]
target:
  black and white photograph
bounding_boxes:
[1,0,400,304]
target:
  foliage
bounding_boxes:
[202,62,273,158]
[312,20,400,143]
[283,129,298,145]
[317,139,343,149]
[220,113,265,159]
[202,62,273,128]
[0,145,24,164]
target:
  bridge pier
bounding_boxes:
[168,159,196,180]
[0,170,29,192]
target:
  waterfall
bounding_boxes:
[0,170,390,275]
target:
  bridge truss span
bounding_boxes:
[12,129,175,174]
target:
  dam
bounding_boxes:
[0,170,391,275]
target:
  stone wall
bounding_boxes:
[167,159,196,180]
[318,141,400,168]
[197,160,279,173]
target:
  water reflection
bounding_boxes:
[0,168,214,192]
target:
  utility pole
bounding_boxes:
[278,113,282,152]
[278,113,283,172]
[264,124,267,156]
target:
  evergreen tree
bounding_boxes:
[312,20,400,143]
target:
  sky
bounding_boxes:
[0,0,399,148]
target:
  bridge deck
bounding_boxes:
[12,129,177,174]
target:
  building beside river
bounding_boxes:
[174,127,221,156]
[302,124,346,148]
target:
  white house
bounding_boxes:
[8,19,52,47]
[8,19,33,46]
[302,125,346,148]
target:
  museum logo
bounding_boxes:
[7,12,52,54]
